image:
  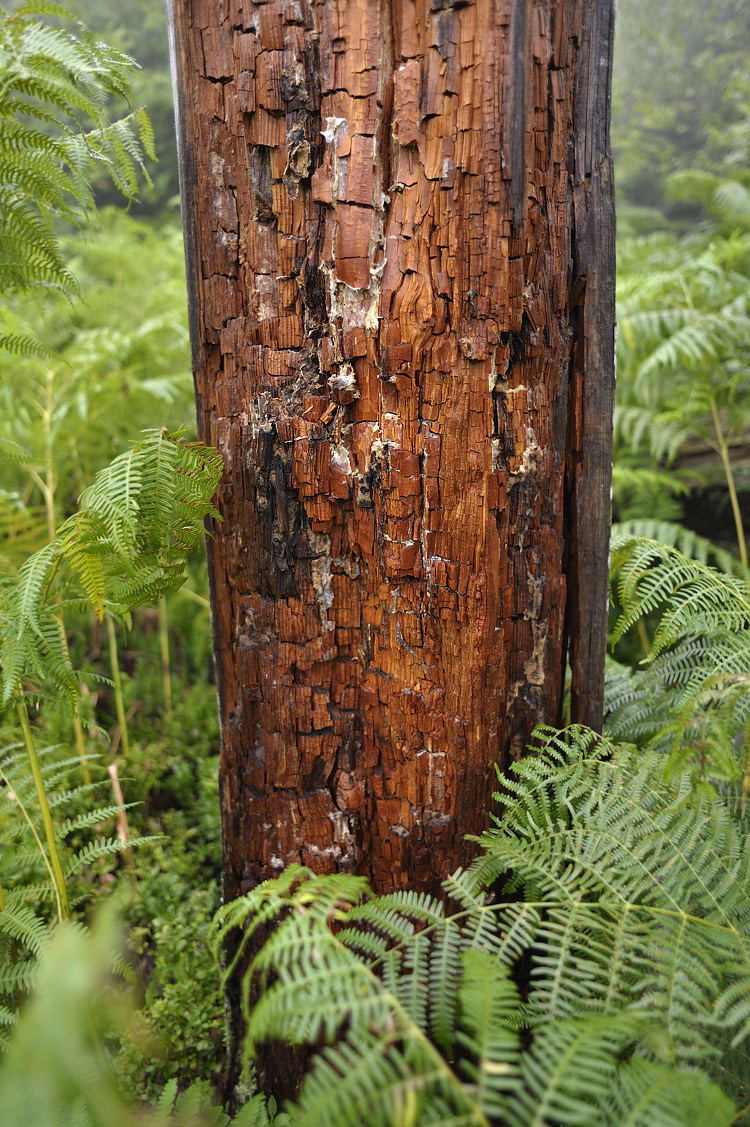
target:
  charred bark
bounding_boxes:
[167,0,614,1095]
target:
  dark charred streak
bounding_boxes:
[298,245,329,335]
[430,0,471,10]
[251,426,302,598]
[301,754,333,793]
[433,10,455,60]
[281,65,309,111]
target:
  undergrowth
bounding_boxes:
[1,2,750,1125]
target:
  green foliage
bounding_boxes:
[612,0,750,209]
[122,682,222,881]
[0,911,263,1126]
[0,738,157,1043]
[611,534,749,652]
[611,519,744,577]
[0,209,192,559]
[0,0,154,301]
[0,428,221,1040]
[117,885,224,1102]
[617,222,750,460]
[606,531,750,780]
[614,173,750,546]
[63,0,179,213]
[219,721,748,1125]
[0,428,222,709]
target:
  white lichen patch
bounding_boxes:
[331,441,353,474]
[328,362,359,399]
[321,116,347,144]
[510,426,542,482]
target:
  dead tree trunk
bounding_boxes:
[167,0,614,931]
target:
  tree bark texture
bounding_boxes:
[167,0,615,897]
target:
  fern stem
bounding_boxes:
[179,585,210,609]
[741,727,750,813]
[709,397,749,579]
[158,596,173,717]
[53,614,92,785]
[0,763,59,921]
[71,713,92,786]
[37,397,92,787]
[42,372,56,543]
[106,616,131,760]
[14,704,70,921]
[107,761,136,875]
[636,617,652,658]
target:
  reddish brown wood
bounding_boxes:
[167,0,614,903]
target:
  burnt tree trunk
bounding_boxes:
[167,0,614,1079]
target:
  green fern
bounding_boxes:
[612,520,744,577]
[0,2,154,301]
[0,429,222,708]
[0,737,158,1038]
[217,734,745,1127]
[611,533,750,651]
[468,727,750,1067]
[614,183,750,540]
[0,911,273,1125]
[611,466,690,523]
[0,429,221,1032]
[606,533,750,778]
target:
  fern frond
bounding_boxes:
[0,431,220,706]
[607,534,750,775]
[0,2,154,298]
[225,832,738,1125]
[606,1056,735,1127]
[612,521,743,576]
[0,902,48,958]
[610,535,750,653]
[509,1013,645,1127]
[64,834,161,876]
[54,802,135,839]
[467,727,750,1063]
[456,950,521,1118]
[0,439,27,462]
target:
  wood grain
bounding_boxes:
[167,0,615,937]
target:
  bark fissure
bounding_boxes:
[168,0,615,914]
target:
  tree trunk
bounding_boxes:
[167,0,614,1091]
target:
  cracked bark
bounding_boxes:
[167,0,615,1098]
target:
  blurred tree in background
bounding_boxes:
[613,0,749,212]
